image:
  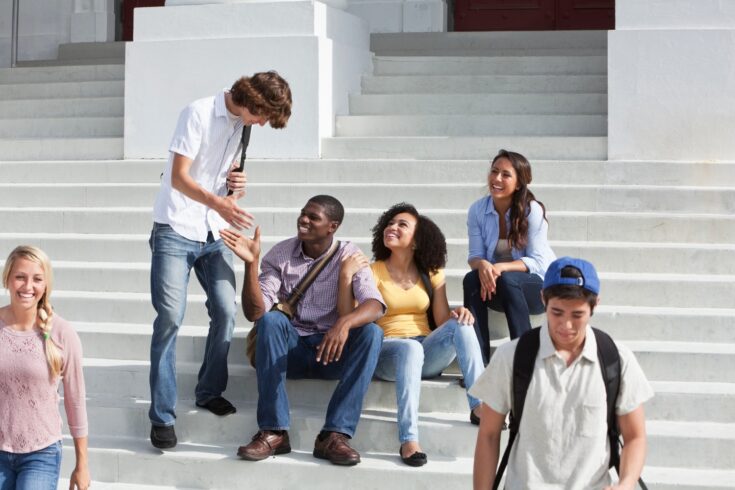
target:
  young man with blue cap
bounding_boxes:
[470,257,654,490]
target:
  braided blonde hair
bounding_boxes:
[3,245,62,378]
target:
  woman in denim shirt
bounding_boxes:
[463,150,555,365]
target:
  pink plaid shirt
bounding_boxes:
[259,237,385,335]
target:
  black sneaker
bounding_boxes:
[151,424,177,449]
[196,396,236,416]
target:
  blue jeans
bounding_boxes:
[0,441,61,490]
[255,311,383,437]
[373,318,483,443]
[463,269,545,365]
[149,223,237,426]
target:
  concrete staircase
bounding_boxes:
[0,32,734,489]
[0,42,124,160]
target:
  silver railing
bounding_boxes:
[10,0,19,67]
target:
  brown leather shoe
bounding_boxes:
[237,431,291,461]
[313,432,361,466]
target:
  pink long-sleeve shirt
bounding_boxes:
[0,314,88,453]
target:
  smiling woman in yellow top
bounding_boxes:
[339,203,484,468]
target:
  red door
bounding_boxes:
[454,0,614,31]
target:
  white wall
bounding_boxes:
[125,0,371,159]
[345,0,446,32]
[608,0,735,161]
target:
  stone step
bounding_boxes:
[373,55,607,75]
[13,286,732,344]
[61,436,473,490]
[15,58,124,67]
[321,136,608,159]
[0,97,124,118]
[640,467,735,490]
[2,207,733,243]
[349,93,607,115]
[2,159,733,187]
[29,261,735,309]
[362,74,607,94]
[2,183,732,214]
[0,138,123,160]
[646,421,735,470]
[57,41,126,61]
[4,233,732,275]
[0,64,124,84]
[370,31,607,56]
[59,480,195,490]
[75,353,735,423]
[334,114,607,137]
[0,80,124,100]
[0,117,123,138]
[74,396,478,457]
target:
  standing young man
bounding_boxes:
[149,71,292,449]
[471,257,654,489]
[220,195,385,466]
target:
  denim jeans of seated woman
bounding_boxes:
[463,269,545,365]
[373,318,483,444]
[0,441,62,490]
[149,223,237,427]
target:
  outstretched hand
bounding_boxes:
[217,192,253,230]
[220,227,261,264]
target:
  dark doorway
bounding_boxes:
[454,0,614,31]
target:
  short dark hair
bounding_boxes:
[371,202,447,274]
[230,71,292,129]
[542,265,598,313]
[307,195,344,225]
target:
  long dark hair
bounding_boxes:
[491,149,547,250]
[371,203,447,274]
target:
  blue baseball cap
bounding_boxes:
[543,257,600,295]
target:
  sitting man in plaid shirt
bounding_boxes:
[221,194,385,466]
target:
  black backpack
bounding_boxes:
[493,326,647,490]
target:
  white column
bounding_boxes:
[70,0,116,42]
[608,0,735,160]
[124,0,372,158]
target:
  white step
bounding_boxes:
[0,97,124,118]
[60,436,473,490]
[321,136,608,160]
[370,31,607,56]
[3,233,733,275]
[362,74,607,94]
[646,421,735,470]
[349,93,608,115]
[641,467,735,490]
[0,138,123,160]
[2,207,733,243]
[373,55,607,75]
[0,64,124,83]
[57,41,126,61]
[334,114,607,137]
[0,117,123,138]
[2,183,732,214]
[3,159,733,187]
[0,80,124,100]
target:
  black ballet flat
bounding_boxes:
[400,447,428,467]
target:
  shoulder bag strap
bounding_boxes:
[283,240,341,311]
[227,124,252,196]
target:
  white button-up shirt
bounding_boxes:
[153,90,244,242]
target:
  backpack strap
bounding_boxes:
[418,270,438,330]
[493,327,541,490]
[592,327,648,490]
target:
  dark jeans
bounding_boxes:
[463,269,545,365]
[255,311,383,437]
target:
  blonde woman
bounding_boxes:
[0,246,89,490]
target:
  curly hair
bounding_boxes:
[371,203,447,274]
[230,71,292,129]
[491,149,547,250]
[2,245,62,378]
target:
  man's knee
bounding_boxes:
[256,311,292,345]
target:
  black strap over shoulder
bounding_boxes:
[493,327,539,490]
[226,124,252,197]
[592,327,622,470]
[418,271,437,330]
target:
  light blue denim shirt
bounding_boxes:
[466,196,555,278]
